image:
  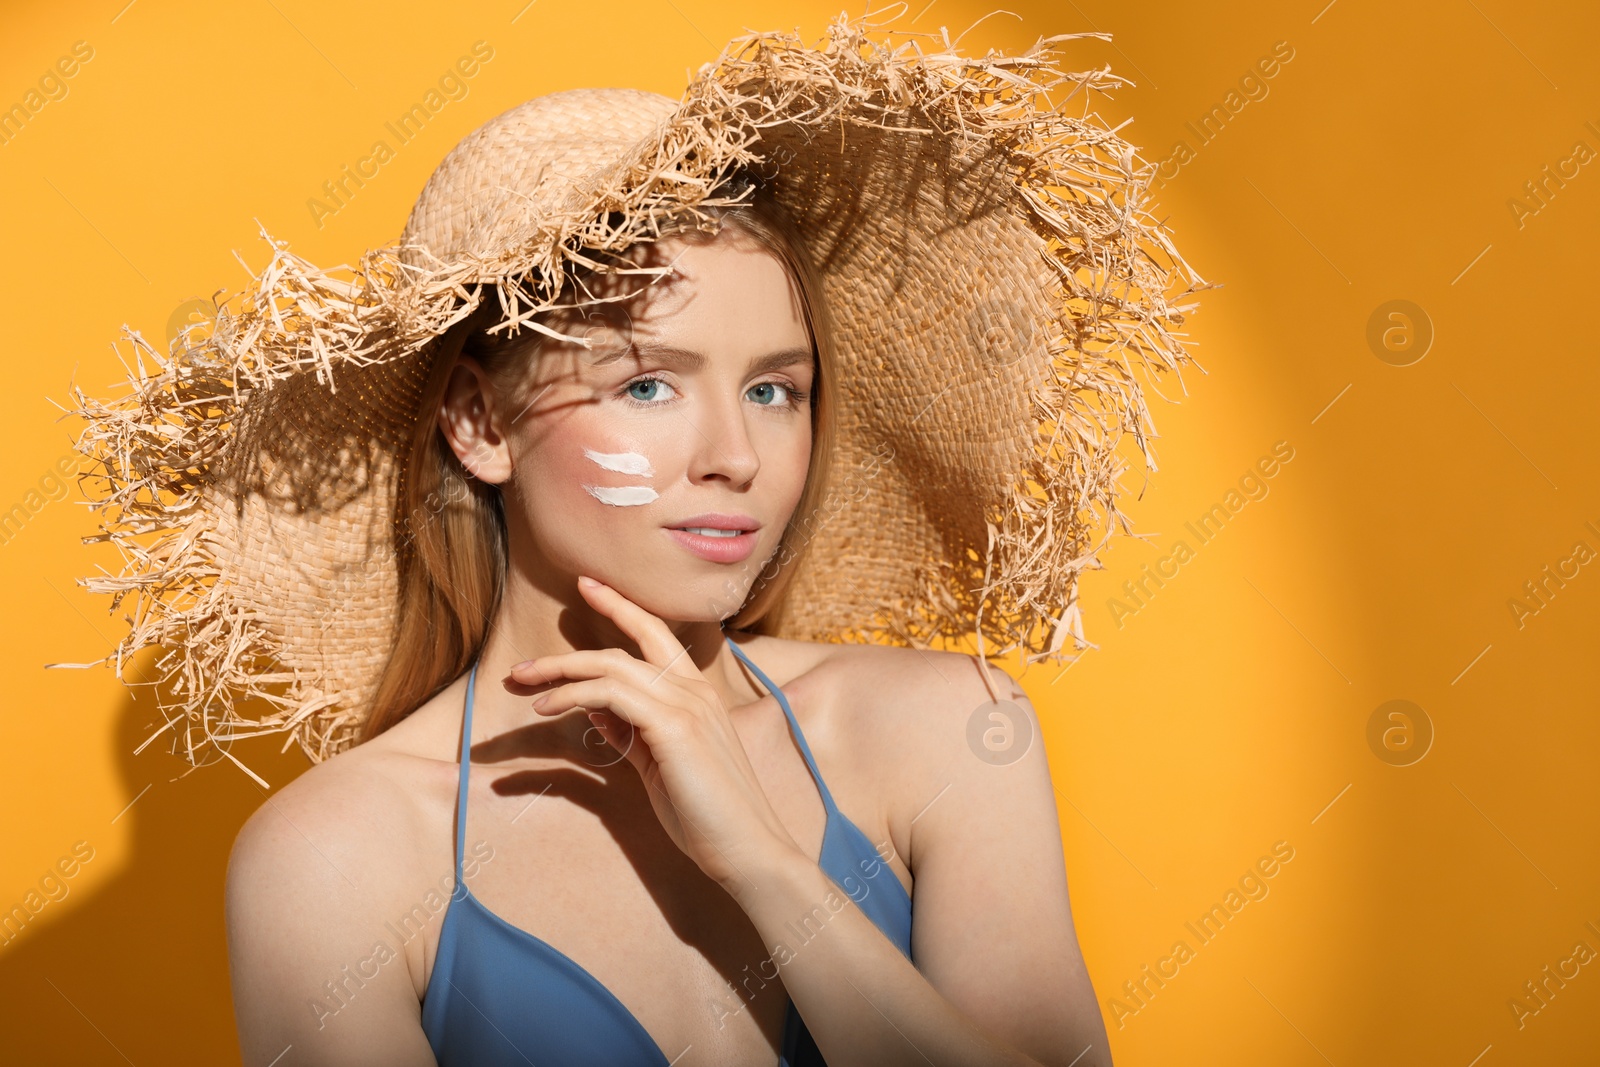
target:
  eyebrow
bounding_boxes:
[589,339,813,376]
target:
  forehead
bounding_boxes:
[547,231,810,368]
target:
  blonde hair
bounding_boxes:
[359,184,838,742]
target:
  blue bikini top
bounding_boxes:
[420,634,914,1066]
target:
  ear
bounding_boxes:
[437,355,514,484]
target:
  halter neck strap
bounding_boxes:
[454,661,478,885]
[724,634,840,816]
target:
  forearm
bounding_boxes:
[729,847,1043,1067]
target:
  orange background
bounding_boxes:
[3,0,1597,1063]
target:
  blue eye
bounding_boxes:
[748,382,789,405]
[626,378,669,403]
[614,375,809,411]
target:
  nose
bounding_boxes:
[685,388,760,487]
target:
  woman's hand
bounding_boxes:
[509,575,805,899]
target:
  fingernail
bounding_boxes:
[532,694,549,709]
[510,659,534,671]
[587,712,606,728]
[578,575,601,588]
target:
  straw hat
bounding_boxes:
[62,11,1208,774]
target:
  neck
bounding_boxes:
[463,558,763,743]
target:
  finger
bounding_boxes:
[509,648,683,696]
[575,576,703,680]
[531,678,681,734]
[584,711,651,778]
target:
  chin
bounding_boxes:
[609,569,758,625]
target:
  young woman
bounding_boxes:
[68,15,1200,1067]
[224,191,1110,1066]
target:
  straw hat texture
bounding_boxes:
[61,11,1209,774]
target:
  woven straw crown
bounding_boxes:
[64,12,1209,774]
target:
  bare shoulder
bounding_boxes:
[737,632,1024,710]
[795,643,1099,1064]
[226,741,426,955]
[740,635,1041,868]
[805,638,1033,753]
[228,677,467,902]
[228,740,431,896]
[225,712,458,1064]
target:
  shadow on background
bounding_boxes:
[0,684,309,1066]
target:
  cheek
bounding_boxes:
[779,427,813,504]
[509,428,602,529]
[579,445,659,506]
[544,449,594,502]
[525,422,667,514]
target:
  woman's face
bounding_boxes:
[452,225,815,623]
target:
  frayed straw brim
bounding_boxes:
[58,9,1212,775]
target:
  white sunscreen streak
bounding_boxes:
[584,448,654,476]
[585,484,659,506]
[582,448,655,506]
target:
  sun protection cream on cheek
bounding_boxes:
[581,445,656,505]
[584,484,658,506]
[583,448,654,477]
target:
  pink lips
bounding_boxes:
[665,514,761,563]
[666,528,758,562]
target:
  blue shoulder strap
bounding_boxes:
[724,635,841,817]
[454,662,478,886]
